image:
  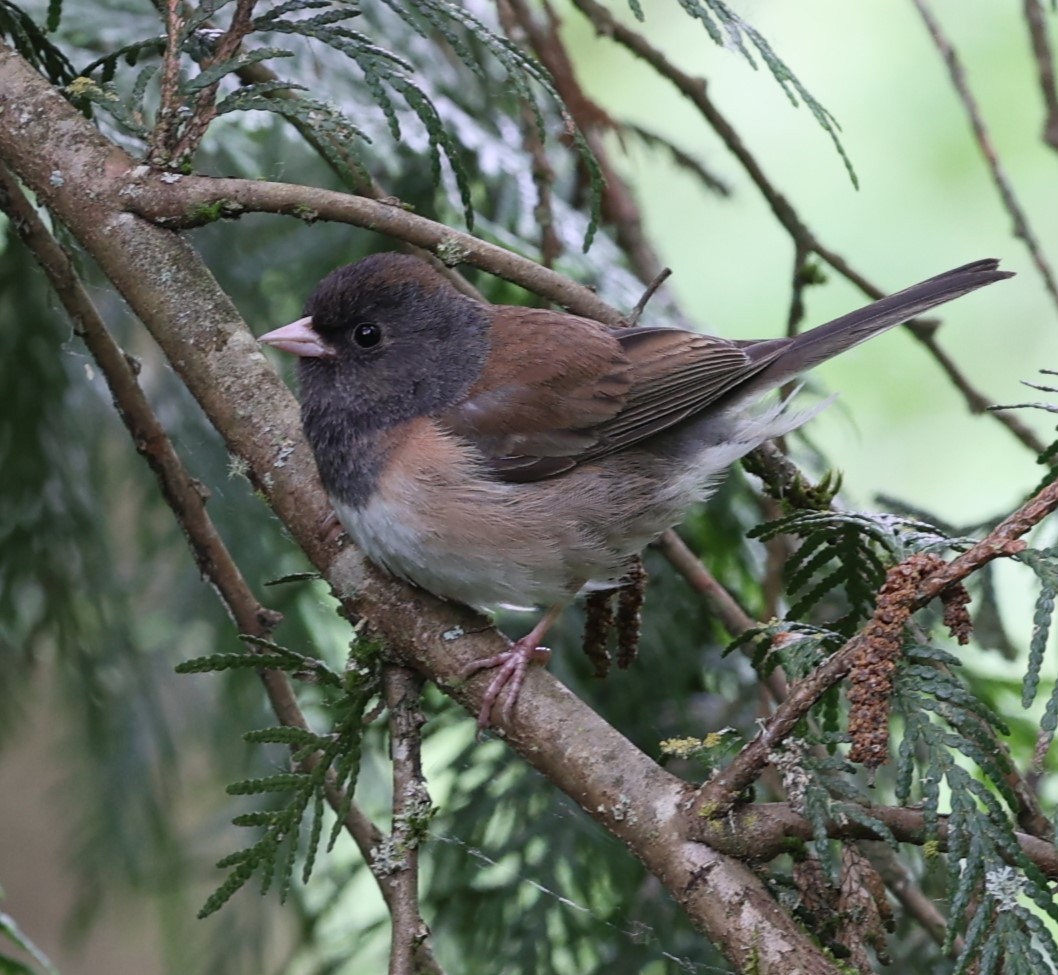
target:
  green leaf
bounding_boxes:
[227,773,305,795]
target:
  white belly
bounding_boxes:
[337,401,817,609]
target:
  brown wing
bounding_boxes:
[579,327,781,455]
[442,308,782,482]
[441,307,633,477]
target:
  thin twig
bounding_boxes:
[786,243,812,337]
[625,266,672,326]
[621,121,731,197]
[654,531,789,704]
[148,0,186,166]
[695,477,1058,818]
[0,161,445,975]
[654,532,755,636]
[569,0,1045,456]
[1023,0,1058,152]
[497,0,562,268]
[171,0,259,164]
[913,0,1058,314]
[864,844,962,957]
[383,666,431,975]
[513,0,667,284]
[693,801,1058,879]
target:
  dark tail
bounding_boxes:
[744,259,1012,392]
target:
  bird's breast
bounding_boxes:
[332,418,581,608]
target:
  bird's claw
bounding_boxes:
[462,640,552,732]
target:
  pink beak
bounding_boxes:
[259,317,336,358]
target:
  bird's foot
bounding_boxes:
[462,639,552,731]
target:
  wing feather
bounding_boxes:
[441,310,778,482]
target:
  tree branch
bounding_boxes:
[383,666,432,975]
[693,802,1058,879]
[1023,0,1058,153]
[121,173,626,324]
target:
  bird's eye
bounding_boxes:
[352,322,382,348]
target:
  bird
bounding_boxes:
[259,252,1011,729]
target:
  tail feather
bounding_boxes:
[744,258,1012,392]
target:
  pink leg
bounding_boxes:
[463,605,564,730]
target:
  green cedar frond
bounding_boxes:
[79,36,166,82]
[0,0,77,85]
[62,0,605,237]
[837,803,899,850]
[198,666,374,917]
[893,675,1056,970]
[376,0,602,244]
[184,47,294,93]
[129,62,157,111]
[65,78,150,138]
[175,638,342,686]
[664,0,857,186]
[243,727,335,750]
[0,905,60,975]
[227,773,306,795]
[751,509,964,634]
[1016,548,1058,709]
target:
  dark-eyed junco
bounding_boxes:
[260,253,1010,728]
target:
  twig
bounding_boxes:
[0,160,445,975]
[0,162,281,648]
[913,0,1058,314]
[864,844,962,957]
[122,173,628,324]
[1023,0,1058,152]
[621,121,731,197]
[171,0,259,164]
[693,801,1058,879]
[694,477,1058,818]
[654,531,789,705]
[786,243,813,336]
[383,666,431,975]
[569,0,1045,456]
[497,0,562,267]
[654,532,755,636]
[148,0,186,167]
[513,0,667,284]
[625,266,672,326]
